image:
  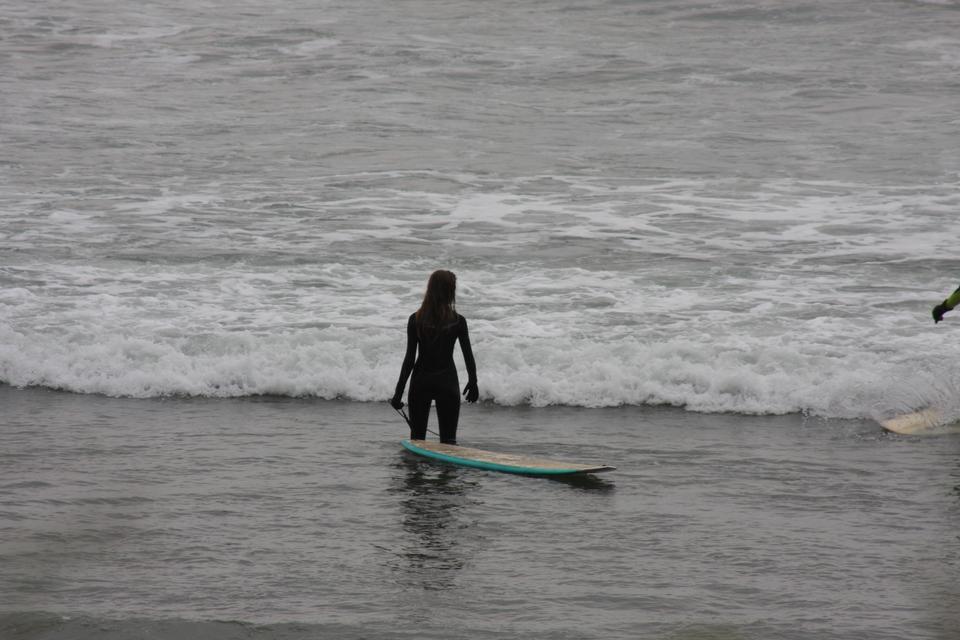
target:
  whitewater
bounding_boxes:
[2,0,960,419]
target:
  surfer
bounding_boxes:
[932,285,960,323]
[391,270,479,444]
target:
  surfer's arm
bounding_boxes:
[458,316,477,383]
[393,314,418,401]
[933,285,960,324]
[458,316,479,403]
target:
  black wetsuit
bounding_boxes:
[394,312,477,444]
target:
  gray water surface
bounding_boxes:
[1,386,957,639]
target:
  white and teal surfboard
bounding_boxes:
[401,439,615,476]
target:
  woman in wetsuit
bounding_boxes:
[390,270,479,444]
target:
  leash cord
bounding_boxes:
[394,406,440,437]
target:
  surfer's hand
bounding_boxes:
[389,395,404,410]
[933,301,951,324]
[462,381,479,403]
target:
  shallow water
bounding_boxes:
[2,386,958,639]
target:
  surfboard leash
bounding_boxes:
[393,406,440,438]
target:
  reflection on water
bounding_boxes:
[546,472,616,493]
[384,451,614,593]
[387,454,481,591]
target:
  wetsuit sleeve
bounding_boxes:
[946,286,960,310]
[458,316,478,384]
[394,314,418,399]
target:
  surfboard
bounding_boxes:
[401,439,615,476]
[879,408,946,435]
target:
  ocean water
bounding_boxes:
[1,386,959,640]
[3,0,960,418]
[2,0,960,637]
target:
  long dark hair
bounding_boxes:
[416,270,457,336]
